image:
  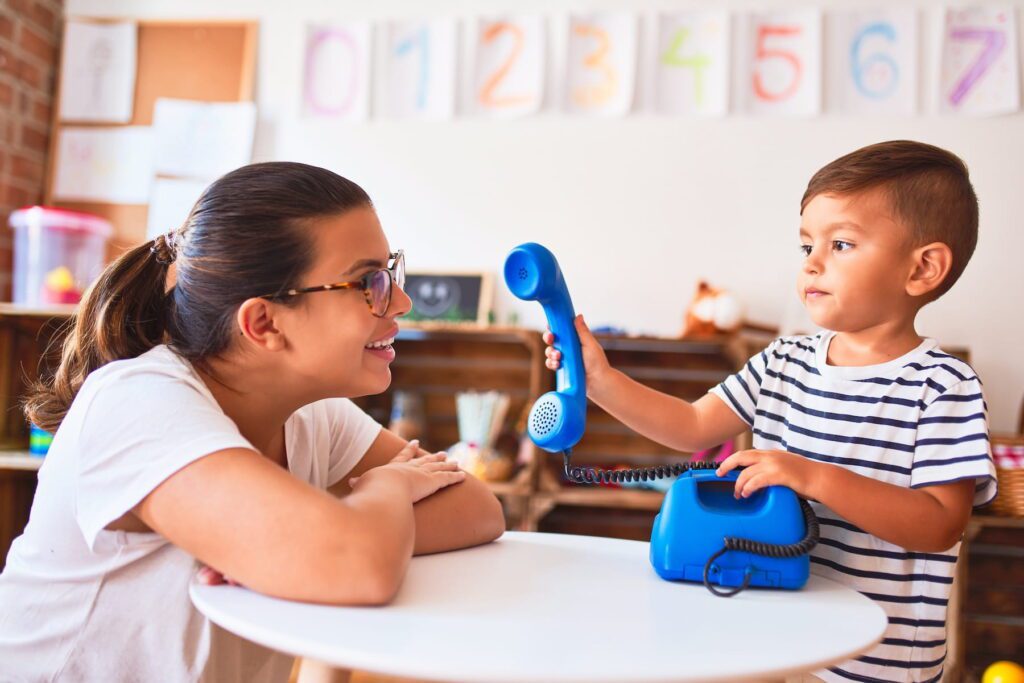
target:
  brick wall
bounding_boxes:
[0,0,63,300]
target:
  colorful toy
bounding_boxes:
[29,424,53,456]
[983,661,1024,683]
[43,266,82,304]
[682,280,743,337]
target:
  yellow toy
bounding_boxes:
[43,266,82,304]
[983,661,1024,683]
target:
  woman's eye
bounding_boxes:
[832,240,854,252]
[799,244,812,256]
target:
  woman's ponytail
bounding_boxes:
[24,238,174,433]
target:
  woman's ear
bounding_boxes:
[906,241,953,298]
[236,298,287,352]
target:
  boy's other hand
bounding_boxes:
[543,314,611,393]
[716,449,820,500]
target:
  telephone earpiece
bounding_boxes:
[504,243,586,453]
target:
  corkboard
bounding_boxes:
[43,19,258,259]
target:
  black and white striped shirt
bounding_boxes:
[712,332,997,683]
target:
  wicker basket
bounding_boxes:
[990,466,1024,517]
[990,433,1024,517]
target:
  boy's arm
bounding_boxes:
[330,429,506,555]
[547,315,750,453]
[590,368,749,453]
[717,450,976,552]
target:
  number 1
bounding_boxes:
[396,27,429,110]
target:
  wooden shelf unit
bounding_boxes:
[0,304,745,536]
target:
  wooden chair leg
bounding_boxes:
[294,658,352,683]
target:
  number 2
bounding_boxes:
[479,22,530,108]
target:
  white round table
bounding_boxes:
[191,531,886,683]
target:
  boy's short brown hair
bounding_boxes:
[800,140,978,300]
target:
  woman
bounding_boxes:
[0,162,505,682]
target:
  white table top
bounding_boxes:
[191,531,886,683]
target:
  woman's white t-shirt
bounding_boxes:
[0,345,383,682]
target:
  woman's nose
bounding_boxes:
[389,283,413,318]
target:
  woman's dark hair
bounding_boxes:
[25,162,372,433]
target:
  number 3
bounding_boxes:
[572,23,618,108]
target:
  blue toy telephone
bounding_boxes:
[503,243,587,453]
[503,243,819,596]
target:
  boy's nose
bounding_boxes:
[803,248,823,275]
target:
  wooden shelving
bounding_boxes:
[0,451,43,472]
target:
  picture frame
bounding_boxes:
[403,271,493,326]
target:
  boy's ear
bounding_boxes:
[236,298,288,352]
[906,241,953,298]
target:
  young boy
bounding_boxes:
[545,140,997,682]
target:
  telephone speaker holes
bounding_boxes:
[530,400,559,435]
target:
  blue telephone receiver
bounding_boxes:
[503,243,587,453]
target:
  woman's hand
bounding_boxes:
[543,315,612,394]
[196,565,241,587]
[349,440,466,504]
[715,449,823,500]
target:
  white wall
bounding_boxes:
[68,0,1024,431]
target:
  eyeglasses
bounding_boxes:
[260,250,405,318]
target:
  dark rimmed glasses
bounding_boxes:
[260,250,405,318]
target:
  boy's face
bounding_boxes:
[798,190,918,332]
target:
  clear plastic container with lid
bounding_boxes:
[8,206,112,306]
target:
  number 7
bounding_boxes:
[948,28,1006,106]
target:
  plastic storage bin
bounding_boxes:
[8,206,112,306]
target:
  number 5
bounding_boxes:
[752,24,803,102]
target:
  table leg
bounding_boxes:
[294,658,352,683]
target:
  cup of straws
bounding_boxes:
[450,390,514,482]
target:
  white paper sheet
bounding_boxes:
[383,19,457,120]
[53,126,153,204]
[565,12,638,117]
[939,6,1019,115]
[303,23,373,121]
[146,178,208,240]
[829,9,918,116]
[152,98,256,180]
[59,21,137,123]
[655,12,730,117]
[740,10,822,116]
[473,15,545,119]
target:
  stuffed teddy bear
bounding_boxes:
[682,280,743,338]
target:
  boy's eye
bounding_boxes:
[799,244,812,256]
[832,240,854,252]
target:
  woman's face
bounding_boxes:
[277,206,412,399]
